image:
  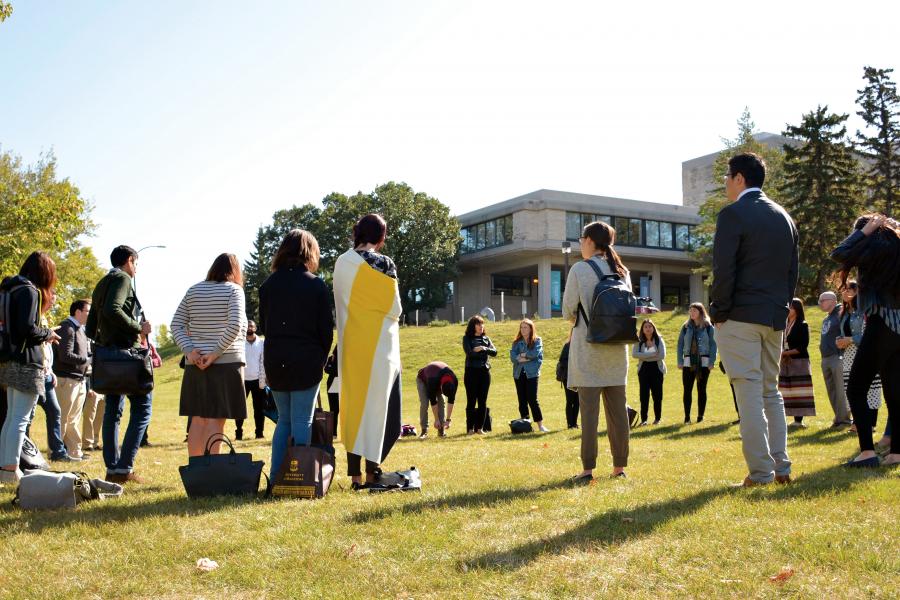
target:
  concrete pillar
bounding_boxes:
[538,255,552,318]
[650,264,662,307]
[689,272,703,304]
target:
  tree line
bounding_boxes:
[243,181,460,323]
[693,65,900,299]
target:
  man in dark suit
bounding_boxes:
[710,153,799,487]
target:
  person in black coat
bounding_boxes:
[779,298,815,427]
[462,315,497,434]
[259,229,334,480]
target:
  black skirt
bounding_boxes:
[179,362,247,419]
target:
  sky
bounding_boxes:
[2,1,899,328]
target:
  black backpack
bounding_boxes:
[0,280,35,362]
[576,259,637,344]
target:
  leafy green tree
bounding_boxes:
[0,1,12,23]
[691,109,786,277]
[855,66,900,216]
[0,149,103,322]
[779,106,865,296]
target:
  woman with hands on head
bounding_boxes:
[171,253,247,458]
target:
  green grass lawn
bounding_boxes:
[1,310,896,599]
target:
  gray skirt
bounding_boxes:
[0,361,45,396]
[179,362,247,419]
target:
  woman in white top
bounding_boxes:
[171,253,247,457]
[562,220,633,481]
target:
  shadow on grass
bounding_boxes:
[347,479,574,524]
[458,463,891,571]
[789,426,857,447]
[664,422,733,440]
[0,492,263,534]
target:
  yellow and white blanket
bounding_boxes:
[333,249,403,464]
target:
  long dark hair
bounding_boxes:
[638,318,660,346]
[789,298,805,322]
[833,214,900,299]
[272,229,320,272]
[353,214,387,248]
[465,315,485,337]
[582,221,627,278]
[19,251,58,312]
[841,280,858,315]
[206,253,243,285]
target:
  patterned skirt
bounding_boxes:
[842,344,882,410]
[778,357,816,416]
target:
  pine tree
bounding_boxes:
[779,106,865,296]
[691,109,786,277]
[242,227,269,323]
[855,66,900,216]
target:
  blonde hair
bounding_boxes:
[514,318,537,348]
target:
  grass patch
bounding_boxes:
[0,310,896,599]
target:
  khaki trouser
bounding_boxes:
[417,379,445,433]
[821,354,850,423]
[717,320,792,483]
[82,389,105,448]
[56,376,87,457]
[578,385,629,469]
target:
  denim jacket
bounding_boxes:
[839,310,865,346]
[676,321,717,368]
[510,338,543,379]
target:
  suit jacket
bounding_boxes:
[53,318,90,379]
[709,190,799,330]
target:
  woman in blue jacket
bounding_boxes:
[510,318,547,432]
[677,302,717,423]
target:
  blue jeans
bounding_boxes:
[270,385,319,478]
[1,386,39,467]
[102,392,152,474]
[27,376,67,459]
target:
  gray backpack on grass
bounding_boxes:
[13,471,123,510]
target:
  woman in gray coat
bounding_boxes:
[562,220,632,481]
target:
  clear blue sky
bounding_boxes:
[2,1,898,327]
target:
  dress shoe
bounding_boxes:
[774,474,792,484]
[105,472,145,484]
[52,455,83,463]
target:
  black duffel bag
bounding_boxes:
[179,433,265,498]
[91,345,154,396]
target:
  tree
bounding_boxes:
[691,109,786,277]
[855,66,900,216]
[779,106,865,297]
[0,1,12,23]
[0,149,103,322]
[243,227,268,322]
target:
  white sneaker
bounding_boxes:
[539,425,550,433]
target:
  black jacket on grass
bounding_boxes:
[259,266,334,391]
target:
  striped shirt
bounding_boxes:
[171,281,247,364]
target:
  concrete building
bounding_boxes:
[445,189,704,322]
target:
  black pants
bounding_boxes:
[638,363,664,422]
[236,380,267,437]
[847,314,899,454]
[682,366,709,420]
[347,453,379,477]
[464,368,491,431]
[326,374,339,435]
[515,372,542,422]
[564,385,579,428]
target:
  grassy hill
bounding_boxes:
[0,310,896,599]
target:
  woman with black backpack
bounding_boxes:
[0,252,60,485]
[561,220,632,481]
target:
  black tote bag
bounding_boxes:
[179,434,264,498]
[91,345,154,396]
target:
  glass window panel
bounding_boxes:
[598,215,611,225]
[461,228,470,253]
[645,220,660,247]
[503,216,513,243]
[614,217,630,244]
[582,213,593,229]
[675,224,690,249]
[660,222,673,248]
[476,223,485,250]
[566,212,581,240]
[629,219,642,246]
[486,220,496,248]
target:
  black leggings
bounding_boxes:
[682,366,710,420]
[515,372,542,422]
[464,368,491,431]
[638,363,664,422]
[846,314,899,454]
[236,380,267,437]
[346,453,379,477]
[564,385,579,428]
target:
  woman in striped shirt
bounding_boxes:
[171,253,247,457]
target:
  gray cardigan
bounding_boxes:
[632,337,667,374]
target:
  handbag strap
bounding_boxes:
[204,433,237,455]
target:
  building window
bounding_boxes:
[660,222,673,248]
[645,220,660,247]
[662,285,683,306]
[460,215,514,254]
[566,212,581,240]
[491,275,532,297]
[629,218,642,246]
[675,224,692,250]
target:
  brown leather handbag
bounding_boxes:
[271,395,335,499]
